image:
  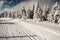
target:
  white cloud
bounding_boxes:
[0,1,4,8]
[13,0,53,9]
[3,0,57,11]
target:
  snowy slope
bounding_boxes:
[19,20,60,40]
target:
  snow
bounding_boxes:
[0,18,60,40]
[18,19,60,40]
[0,18,13,21]
[0,18,44,40]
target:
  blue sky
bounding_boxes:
[1,0,26,9]
[0,0,60,11]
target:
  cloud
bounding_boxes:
[0,0,60,11]
[0,1,4,7]
[0,0,27,9]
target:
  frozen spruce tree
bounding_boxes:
[54,5,60,23]
[48,2,60,23]
[53,2,59,23]
[33,1,42,22]
[42,5,49,21]
[4,11,8,18]
[30,4,35,19]
[21,6,26,20]
[27,7,31,18]
[9,12,11,18]
[53,2,60,23]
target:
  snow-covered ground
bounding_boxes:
[0,18,13,21]
[18,19,60,40]
[0,18,44,40]
[0,18,60,40]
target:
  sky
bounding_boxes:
[0,0,60,11]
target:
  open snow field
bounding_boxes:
[0,18,60,40]
[19,19,60,40]
[0,18,43,40]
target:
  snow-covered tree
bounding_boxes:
[21,6,26,20]
[33,1,42,22]
[42,5,49,21]
[48,2,60,23]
